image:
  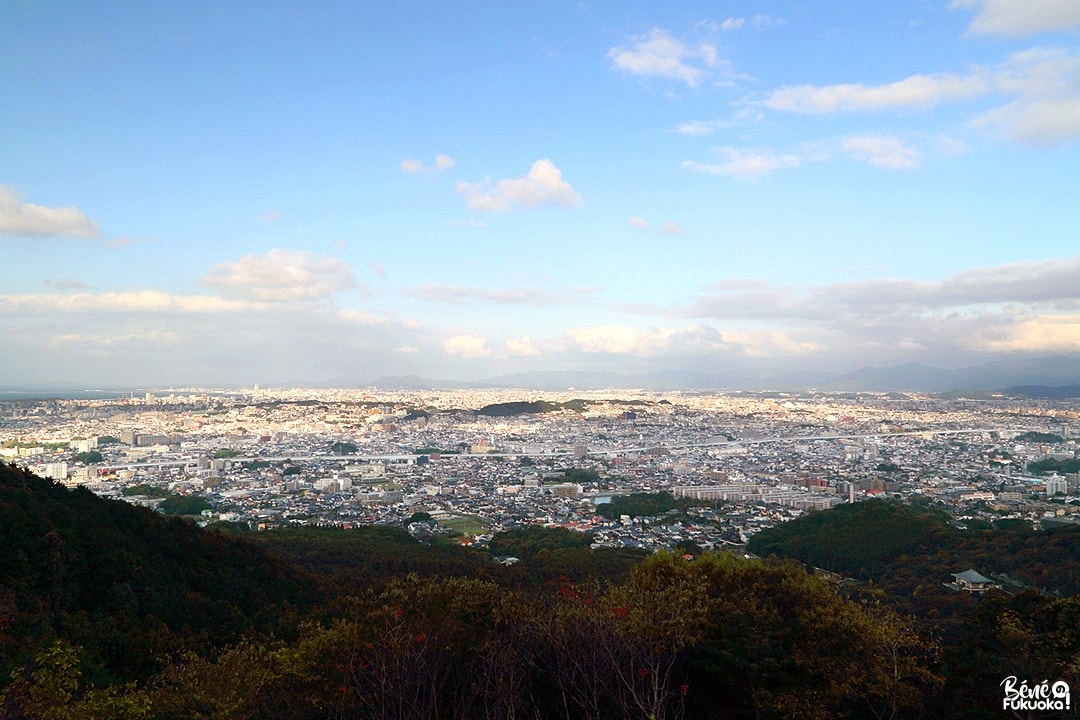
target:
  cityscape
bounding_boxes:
[5,386,1078,551]
[4,1,1080,715]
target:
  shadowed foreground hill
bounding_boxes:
[0,462,311,683]
[3,466,1080,719]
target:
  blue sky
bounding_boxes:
[2,0,1079,387]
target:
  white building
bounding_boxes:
[1046,475,1068,497]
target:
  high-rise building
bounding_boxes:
[1046,475,1068,497]
[44,462,68,481]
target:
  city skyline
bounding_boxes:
[3,1,1080,387]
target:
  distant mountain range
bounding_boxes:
[370,355,1080,395]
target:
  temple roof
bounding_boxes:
[952,569,993,584]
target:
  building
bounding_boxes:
[945,569,996,593]
[43,462,68,481]
[1046,475,1068,497]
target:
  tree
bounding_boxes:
[0,641,150,720]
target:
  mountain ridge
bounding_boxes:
[369,355,1080,393]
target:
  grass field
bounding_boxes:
[438,515,488,535]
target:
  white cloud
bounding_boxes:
[405,284,578,307]
[673,118,738,136]
[627,216,683,234]
[49,330,183,354]
[368,261,386,278]
[842,134,923,169]
[565,324,725,356]
[0,185,99,238]
[0,290,269,315]
[978,315,1080,351]
[974,96,1080,145]
[970,48,1080,145]
[0,287,419,387]
[505,336,541,357]
[455,159,582,212]
[683,149,802,181]
[721,17,745,31]
[401,154,456,175]
[762,48,1080,146]
[443,333,490,358]
[200,249,356,302]
[445,218,487,228]
[764,72,990,113]
[953,0,1080,36]
[751,15,785,30]
[616,256,1080,359]
[103,236,155,249]
[607,28,720,87]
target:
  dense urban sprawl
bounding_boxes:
[3,388,1079,550]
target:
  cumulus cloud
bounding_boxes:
[607,29,721,87]
[505,336,541,357]
[683,149,802,181]
[0,185,99,238]
[401,154,455,175]
[200,249,356,302]
[456,159,582,212]
[628,216,650,229]
[443,333,490,358]
[842,134,923,169]
[953,0,1080,36]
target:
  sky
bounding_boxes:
[2,0,1080,388]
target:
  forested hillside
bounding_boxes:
[3,464,1080,719]
[747,499,1080,598]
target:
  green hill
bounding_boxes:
[0,463,310,684]
[748,499,1080,597]
[5,464,1080,719]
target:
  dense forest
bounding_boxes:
[2,463,1079,719]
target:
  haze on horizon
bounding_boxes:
[2,1,1079,389]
